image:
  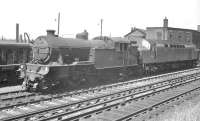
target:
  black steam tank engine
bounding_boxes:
[20,27,199,91]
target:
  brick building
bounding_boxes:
[146,17,200,48]
[124,27,146,46]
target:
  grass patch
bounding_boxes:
[148,100,200,121]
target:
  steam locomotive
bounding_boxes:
[19,27,199,91]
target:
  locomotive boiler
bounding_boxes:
[20,29,199,91]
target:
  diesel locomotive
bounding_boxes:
[19,27,199,91]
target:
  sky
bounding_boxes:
[0,0,199,40]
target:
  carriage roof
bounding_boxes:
[0,40,31,47]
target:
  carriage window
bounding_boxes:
[18,48,24,63]
[1,49,6,64]
[23,49,28,63]
[13,49,17,64]
[6,49,14,64]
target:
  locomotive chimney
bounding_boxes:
[163,17,168,27]
[197,25,200,32]
[16,23,19,43]
[46,30,56,36]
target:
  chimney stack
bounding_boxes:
[16,23,19,43]
[197,25,200,32]
[163,17,168,27]
[131,27,134,32]
[46,30,56,36]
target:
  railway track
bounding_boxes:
[0,67,198,111]
[81,83,200,121]
[34,75,200,121]
[0,67,197,111]
[0,67,200,120]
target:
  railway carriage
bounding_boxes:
[0,40,31,84]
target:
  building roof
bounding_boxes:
[146,39,193,45]
[147,27,200,33]
[124,27,146,37]
[111,37,130,43]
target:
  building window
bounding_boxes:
[186,32,191,43]
[124,43,128,51]
[120,43,123,51]
[177,31,183,42]
[169,34,173,39]
[157,32,162,40]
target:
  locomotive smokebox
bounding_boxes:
[46,30,56,36]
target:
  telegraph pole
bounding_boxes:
[100,19,103,37]
[57,12,60,37]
